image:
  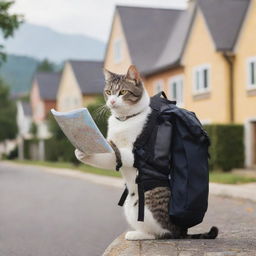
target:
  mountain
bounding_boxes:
[0,55,39,96]
[1,23,105,62]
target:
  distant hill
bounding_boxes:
[0,55,39,96]
[1,23,105,62]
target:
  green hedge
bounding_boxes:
[204,124,244,171]
[44,138,78,163]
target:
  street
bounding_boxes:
[1,162,256,256]
[0,162,127,256]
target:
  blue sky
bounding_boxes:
[11,0,187,41]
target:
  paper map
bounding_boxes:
[51,108,113,155]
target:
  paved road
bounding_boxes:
[0,163,127,256]
[1,163,256,256]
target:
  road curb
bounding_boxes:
[2,161,256,202]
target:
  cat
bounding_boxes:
[75,65,218,241]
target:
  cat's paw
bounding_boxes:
[125,231,155,241]
[75,149,90,162]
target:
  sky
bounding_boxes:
[11,0,187,42]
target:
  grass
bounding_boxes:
[8,160,256,184]
[209,171,256,184]
[11,160,121,178]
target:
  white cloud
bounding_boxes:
[11,0,187,41]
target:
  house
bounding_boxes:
[16,101,32,139]
[16,101,32,160]
[105,1,256,168]
[57,60,104,111]
[103,5,192,98]
[30,72,60,122]
[232,0,256,167]
[30,71,60,138]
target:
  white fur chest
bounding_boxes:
[107,108,152,148]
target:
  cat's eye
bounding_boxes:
[105,90,111,95]
[120,90,128,95]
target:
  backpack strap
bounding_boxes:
[117,91,174,222]
[118,185,128,206]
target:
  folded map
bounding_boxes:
[51,108,113,155]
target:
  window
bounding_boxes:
[193,65,210,94]
[154,80,164,94]
[113,39,122,63]
[247,57,256,89]
[169,76,183,106]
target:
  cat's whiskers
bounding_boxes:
[92,104,110,121]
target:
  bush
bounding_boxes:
[45,138,78,163]
[204,124,244,171]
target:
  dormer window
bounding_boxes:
[114,39,122,63]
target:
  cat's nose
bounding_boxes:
[110,100,116,105]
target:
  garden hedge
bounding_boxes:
[204,124,244,171]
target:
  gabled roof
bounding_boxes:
[21,101,32,116]
[69,60,104,95]
[113,1,250,76]
[117,6,184,74]
[198,0,250,51]
[35,72,60,101]
[147,5,195,75]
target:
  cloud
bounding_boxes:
[11,0,187,41]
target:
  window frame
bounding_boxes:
[113,38,123,64]
[168,75,184,106]
[193,64,211,95]
[247,57,256,90]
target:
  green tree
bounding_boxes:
[0,1,23,62]
[0,79,17,142]
[37,59,55,72]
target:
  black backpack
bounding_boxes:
[118,91,210,228]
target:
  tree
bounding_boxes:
[0,1,23,62]
[37,59,55,72]
[0,79,17,142]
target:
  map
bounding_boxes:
[51,108,113,155]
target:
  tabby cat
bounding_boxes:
[75,65,218,240]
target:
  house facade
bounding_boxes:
[104,0,256,167]
[30,72,60,138]
[57,60,104,111]
[233,0,256,167]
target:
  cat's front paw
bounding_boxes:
[75,149,86,161]
[125,231,155,241]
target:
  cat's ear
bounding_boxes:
[126,65,141,83]
[103,68,114,81]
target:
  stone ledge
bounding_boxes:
[103,233,255,256]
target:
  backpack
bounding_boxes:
[118,91,210,228]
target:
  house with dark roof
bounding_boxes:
[104,0,256,167]
[16,101,32,139]
[56,60,104,111]
[30,72,60,123]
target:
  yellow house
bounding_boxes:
[57,60,104,111]
[104,5,192,97]
[105,1,255,167]
[233,0,256,167]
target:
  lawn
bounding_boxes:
[12,160,121,178]
[209,171,256,184]
[10,160,256,184]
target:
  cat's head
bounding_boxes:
[103,65,149,116]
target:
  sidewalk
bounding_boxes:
[3,161,256,202]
